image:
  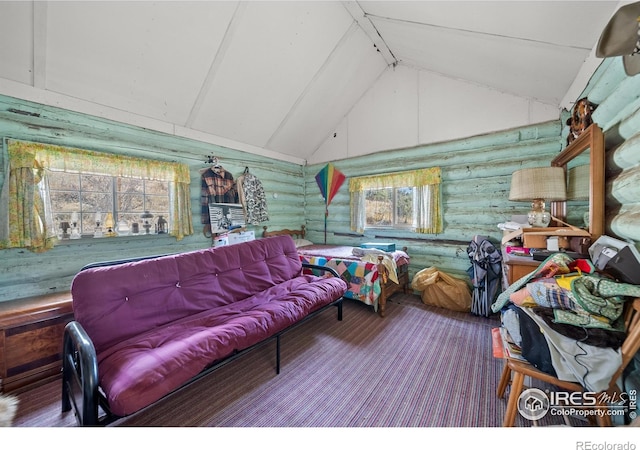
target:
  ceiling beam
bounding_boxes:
[341,1,397,67]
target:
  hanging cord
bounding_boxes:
[573,327,592,391]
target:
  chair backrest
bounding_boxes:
[609,298,640,390]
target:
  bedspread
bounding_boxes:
[297,245,409,311]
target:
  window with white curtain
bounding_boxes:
[349,167,442,235]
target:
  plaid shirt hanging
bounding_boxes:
[200,167,239,224]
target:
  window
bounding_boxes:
[350,168,442,235]
[47,170,170,236]
[365,186,414,229]
[0,139,193,252]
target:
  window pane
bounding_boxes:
[146,180,169,195]
[82,192,113,213]
[146,195,169,212]
[50,191,80,212]
[365,188,392,227]
[118,193,144,212]
[81,174,112,192]
[396,187,414,226]
[117,178,143,193]
[47,171,79,190]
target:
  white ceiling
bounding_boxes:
[0,1,623,164]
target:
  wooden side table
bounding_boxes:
[0,292,74,393]
[501,249,539,289]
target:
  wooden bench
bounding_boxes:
[0,292,74,393]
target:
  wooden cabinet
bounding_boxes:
[0,292,73,394]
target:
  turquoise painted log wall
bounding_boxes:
[0,94,304,302]
[304,120,564,280]
[1,56,638,303]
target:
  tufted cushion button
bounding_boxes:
[175,282,181,288]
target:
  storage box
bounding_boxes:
[214,230,255,247]
[360,242,396,252]
[502,226,589,249]
[229,230,255,245]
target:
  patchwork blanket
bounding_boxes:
[493,253,640,330]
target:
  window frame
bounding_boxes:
[46,168,172,237]
[349,167,442,235]
[363,186,416,231]
[0,138,193,252]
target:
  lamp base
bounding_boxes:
[527,198,551,228]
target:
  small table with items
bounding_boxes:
[500,248,539,289]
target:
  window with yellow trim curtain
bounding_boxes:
[0,139,193,252]
[349,167,442,234]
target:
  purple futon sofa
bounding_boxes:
[61,235,347,426]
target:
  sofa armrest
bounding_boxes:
[301,263,341,279]
[61,321,101,426]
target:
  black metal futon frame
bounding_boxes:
[61,254,344,427]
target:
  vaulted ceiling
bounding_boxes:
[0,1,622,164]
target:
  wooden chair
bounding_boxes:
[497,298,640,427]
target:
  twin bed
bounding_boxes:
[262,226,410,317]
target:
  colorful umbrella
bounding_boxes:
[315,163,346,243]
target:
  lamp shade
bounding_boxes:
[509,167,567,201]
[566,164,590,201]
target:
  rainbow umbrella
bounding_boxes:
[315,163,346,243]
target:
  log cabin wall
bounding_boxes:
[0,94,305,303]
[304,120,564,280]
[304,57,640,282]
[1,57,638,303]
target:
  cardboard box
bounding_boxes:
[214,230,255,247]
[360,242,396,252]
[228,230,255,245]
[502,226,589,249]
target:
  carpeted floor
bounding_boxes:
[10,294,581,428]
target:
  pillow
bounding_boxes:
[293,238,313,248]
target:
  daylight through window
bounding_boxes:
[47,170,170,236]
[349,168,442,235]
[364,186,414,229]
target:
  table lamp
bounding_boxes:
[509,166,567,227]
